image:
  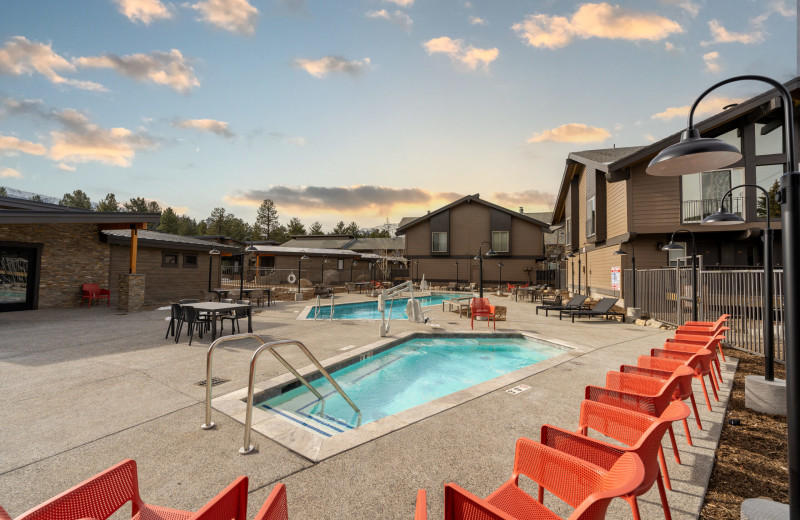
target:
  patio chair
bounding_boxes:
[560,298,623,322]
[542,399,690,520]
[670,326,730,362]
[470,297,495,330]
[536,294,587,316]
[165,302,182,339]
[220,300,249,335]
[15,459,248,520]
[80,283,110,308]
[253,483,288,520]
[648,348,720,408]
[176,306,212,345]
[664,334,725,383]
[1,505,11,520]
[250,289,265,307]
[199,289,216,302]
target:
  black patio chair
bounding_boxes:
[175,306,212,345]
[560,297,623,322]
[536,294,587,316]
[220,300,250,335]
[165,303,182,339]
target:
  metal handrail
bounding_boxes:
[240,339,361,454]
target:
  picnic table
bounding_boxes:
[442,296,472,317]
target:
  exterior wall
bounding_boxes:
[606,178,628,238]
[0,223,109,308]
[577,167,587,248]
[404,220,432,257]
[110,245,215,307]
[630,163,682,232]
[449,203,490,256]
[413,258,540,286]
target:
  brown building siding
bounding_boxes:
[0,223,109,308]
[404,221,431,256]
[606,179,628,238]
[630,163,681,232]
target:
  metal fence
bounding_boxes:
[624,266,785,361]
[219,266,409,289]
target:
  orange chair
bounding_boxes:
[666,334,726,381]
[680,314,730,331]
[80,283,110,308]
[649,348,720,405]
[415,440,644,520]
[1,505,11,520]
[542,400,690,520]
[16,459,248,520]
[470,298,496,330]
[253,483,288,520]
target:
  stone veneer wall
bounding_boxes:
[0,223,110,308]
[117,273,145,312]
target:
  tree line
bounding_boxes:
[48,189,393,242]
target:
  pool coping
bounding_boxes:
[211,329,591,462]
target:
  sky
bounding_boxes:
[0,0,796,231]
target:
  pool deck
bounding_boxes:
[0,293,736,519]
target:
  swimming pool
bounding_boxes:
[304,292,457,320]
[255,335,563,435]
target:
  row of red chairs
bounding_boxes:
[8,317,729,520]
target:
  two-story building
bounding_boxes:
[552,76,798,302]
[396,194,549,286]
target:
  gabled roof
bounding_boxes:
[250,245,362,257]
[103,230,238,251]
[396,194,550,234]
[281,236,355,249]
[346,236,405,251]
[0,196,160,225]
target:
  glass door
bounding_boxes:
[0,244,40,311]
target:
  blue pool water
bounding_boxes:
[255,336,562,436]
[308,292,457,320]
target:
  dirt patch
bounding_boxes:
[700,346,788,519]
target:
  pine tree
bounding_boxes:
[331,221,347,235]
[159,207,180,234]
[97,193,120,212]
[123,197,160,213]
[0,187,7,197]
[309,221,323,235]
[256,199,279,240]
[757,180,781,218]
[287,217,306,236]
[60,190,92,209]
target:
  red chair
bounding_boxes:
[80,283,111,308]
[415,440,645,519]
[649,348,720,405]
[470,298,496,330]
[253,483,288,520]
[666,334,726,382]
[542,400,690,520]
[16,459,248,520]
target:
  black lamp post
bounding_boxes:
[645,75,798,515]
[320,257,330,285]
[474,241,497,298]
[239,237,257,297]
[297,254,308,294]
[414,260,419,283]
[350,259,357,282]
[568,253,575,293]
[703,184,775,381]
[208,248,220,291]
[613,244,637,307]
[661,229,698,322]
[455,260,459,287]
[577,254,582,294]
[498,262,504,289]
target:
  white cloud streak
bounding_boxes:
[527,123,611,144]
[703,51,722,73]
[0,36,105,91]
[651,95,744,121]
[468,16,487,25]
[173,118,235,138]
[115,0,172,24]
[75,49,199,93]
[0,134,47,156]
[423,36,498,71]
[293,56,371,78]
[0,167,22,178]
[186,0,258,34]
[366,9,413,32]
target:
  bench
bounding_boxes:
[442,297,471,317]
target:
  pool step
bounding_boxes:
[260,404,355,437]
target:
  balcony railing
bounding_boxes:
[681,196,745,223]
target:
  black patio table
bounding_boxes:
[210,288,229,301]
[180,301,252,341]
[240,288,272,306]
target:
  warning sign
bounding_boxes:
[611,266,621,291]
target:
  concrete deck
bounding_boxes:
[0,293,736,519]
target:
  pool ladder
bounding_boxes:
[313,295,335,320]
[201,334,361,455]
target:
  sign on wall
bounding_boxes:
[611,266,621,291]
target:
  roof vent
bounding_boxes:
[519,206,524,213]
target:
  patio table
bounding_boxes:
[180,301,252,341]
[210,288,229,302]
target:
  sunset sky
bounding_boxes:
[0,0,796,230]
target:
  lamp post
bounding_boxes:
[208,248,220,291]
[239,237,257,297]
[320,257,329,285]
[661,229,698,322]
[498,262,504,290]
[455,261,459,287]
[414,260,419,283]
[613,244,636,307]
[474,241,497,298]
[645,75,798,515]
[577,254,582,294]
[297,254,308,295]
[703,184,775,381]
[568,253,575,293]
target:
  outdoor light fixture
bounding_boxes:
[350,259,357,283]
[239,237,255,297]
[704,184,776,382]
[498,261,504,289]
[645,75,798,516]
[208,248,220,292]
[297,254,308,294]
[661,229,698,322]
[613,244,637,307]
[474,242,497,298]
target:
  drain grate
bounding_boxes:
[194,377,230,387]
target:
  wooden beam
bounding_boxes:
[98,222,149,231]
[130,227,138,274]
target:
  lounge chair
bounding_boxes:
[536,294,587,316]
[560,297,623,322]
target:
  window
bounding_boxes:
[587,197,596,237]
[162,252,179,267]
[492,231,509,252]
[183,254,198,268]
[756,122,783,155]
[565,217,571,246]
[756,164,783,218]
[338,259,344,270]
[431,232,447,252]
[680,168,744,222]
[667,242,687,265]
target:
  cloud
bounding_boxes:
[57,162,76,171]
[284,136,306,146]
[469,16,487,25]
[75,49,199,93]
[49,108,159,167]
[293,56,371,78]
[491,189,555,208]
[0,36,106,91]
[644,134,656,142]
[226,185,463,213]
[0,134,47,156]
[659,0,700,16]
[703,51,721,73]
[664,41,675,51]
[701,20,763,45]
[0,167,22,178]
[527,123,611,144]
[186,0,258,34]
[651,95,744,121]
[383,0,413,6]
[115,0,172,24]
[276,0,307,14]
[173,118,235,138]
[366,9,413,32]
[512,3,683,49]
[423,37,498,70]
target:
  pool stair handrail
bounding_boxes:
[313,295,335,321]
[379,280,417,336]
[240,339,361,454]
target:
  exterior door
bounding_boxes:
[0,242,42,311]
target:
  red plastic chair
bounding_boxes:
[80,283,111,308]
[680,314,730,331]
[470,298,496,330]
[15,459,248,520]
[650,348,720,405]
[542,400,690,520]
[665,335,725,383]
[416,440,645,520]
[1,505,11,520]
[253,484,288,520]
